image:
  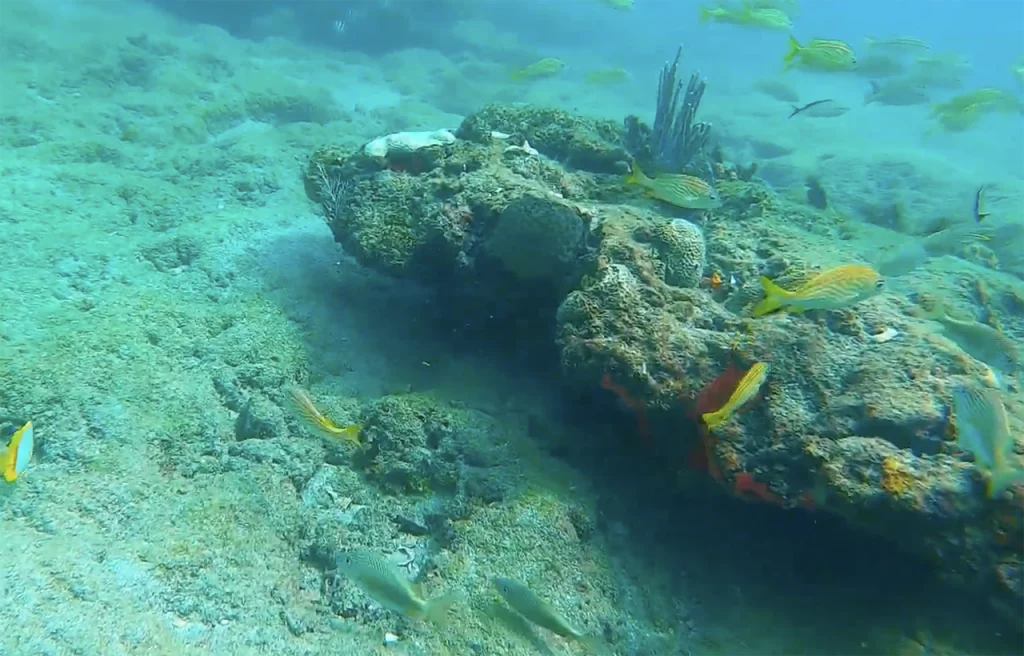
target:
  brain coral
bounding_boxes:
[484,194,587,281]
[650,218,706,288]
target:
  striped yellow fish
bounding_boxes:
[510,58,566,81]
[288,387,361,445]
[702,362,770,429]
[864,36,930,52]
[783,36,857,72]
[624,162,721,210]
[1,421,33,483]
[753,264,884,317]
[951,385,1024,497]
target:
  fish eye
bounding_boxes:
[875,279,885,289]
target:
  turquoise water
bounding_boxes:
[1,1,1022,655]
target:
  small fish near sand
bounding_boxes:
[624,162,721,210]
[922,304,1021,380]
[973,185,990,222]
[863,80,930,106]
[510,58,566,81]
[951,385,1024,498]
[288,387,361,445]
[492,578,607,653]
[702,362,770,429]
[335,548,461,626]
[788,99,850,118]
[753,265,884,317]
[783,37,857,72]
[1,421,34,483]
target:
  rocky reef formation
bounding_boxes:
[304,103,1024,630]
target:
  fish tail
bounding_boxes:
[782,36,801,69]
[701,409,727,429]
[864,81,879,105]
[424,591,462,628]
[698,4,710,22]
[624,161,645,186]
[1,446,13,483]
[288,387,361,445]
[788,105,800,118]
[752,276,792,317]
[986,466,1024,498]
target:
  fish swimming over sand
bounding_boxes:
[702,362,770,429]
[753,265,884,317]
[788,99,849,118]
[492,578,606,652]
[973,185,990,222]
[1,421,33,483]
[783,37,857,72]
[864,80,930,106]
[624,163,721,210]
[511,58,566,81]
[336,549,460,625]
[951,385,1024,498]
[288,387,361,445]
[922,304,1021,379]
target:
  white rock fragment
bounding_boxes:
[383,632,399,647]
[870,327,900,343]
[363,129,455,158]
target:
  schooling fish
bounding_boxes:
[789,99,849,118]
[702,362,770,429]
[336,549,460,625]
[510,58,566,81]
[624,162,721,210]
[288,387,361,445]
[922,304,1020,379]
[492,578,606,653]
[1,421,33,483]
[783,37,857,72]
[753,264,884,317]
[951,385,1024,497]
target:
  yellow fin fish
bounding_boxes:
[752,264,884,317]
[336,549,461,626]
[1,421,34,483]
[510,58,566,81]
[624,162,721,210]
[783,36,857,72]
[951,385,1024,497]
[288,387,361,445]
[702,363,770,429]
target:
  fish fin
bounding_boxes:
[701,410,726,429]
[0,445,12,483]
[624,161,645,186]
[782,36,801,69]
[986,467,1024,498]
[424,591,462,628]
[788,105,800,118]
[752,276,791,317]
[288,387,362,446]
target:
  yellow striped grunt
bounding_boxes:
[923,305,1021,378]
[864,36,930,52]
[288,387,361,445]
[702,362,770,429]
[1,421,33,483]
[951,385,1024,497]
[624,162,721,210]
[699,4,792,30]
[336,549,461,625]
[510,58,566,81]
[783,36,857,72]
[752,264,884,317]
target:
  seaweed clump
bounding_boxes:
[623,45,711,175]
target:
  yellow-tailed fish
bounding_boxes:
[783,36,857,72]
[288,387,361,445]
[699,4,791,30]
[624,162,721,210]
[336,549,460,626]
[510,58,566,81]
[585,68,631,85]
[951,385,1024,498]
[493,578,606,653]
[1,421,33,483]
[922,304,1021,378]
[702,363,769,429]
[753,264,884,316]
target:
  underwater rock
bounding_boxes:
[483,194,588,281]
[455,103,629,174]
[637,218,706,288]
[362,129,456,158]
